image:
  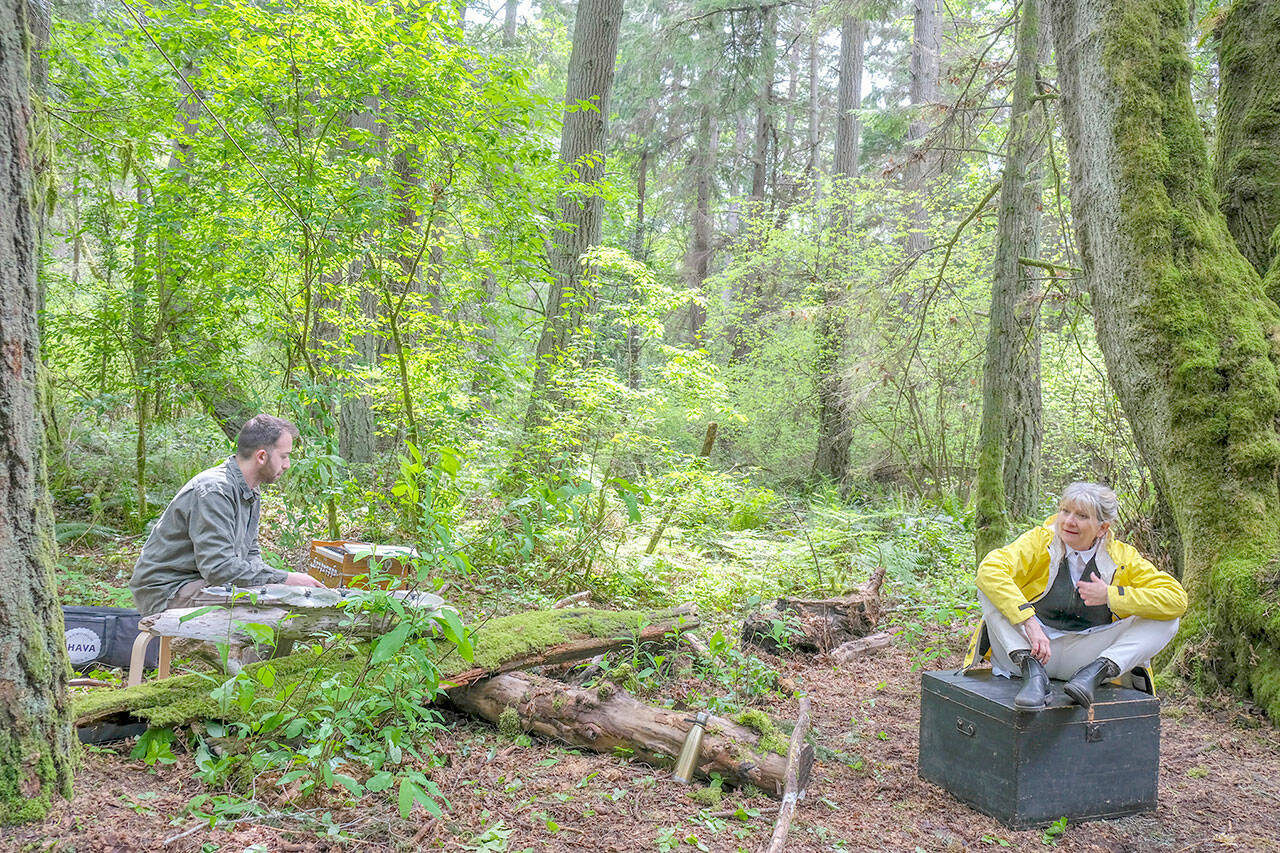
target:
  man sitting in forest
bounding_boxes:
[963,482,1187,710]
[130,414,322,617]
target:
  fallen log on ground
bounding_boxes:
[742,566,886,654]
[447,670,812,798]
[825,631,894,664]
[73,607,697,732]
[446,606,698,687]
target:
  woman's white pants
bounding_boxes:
[978,591,1179,680]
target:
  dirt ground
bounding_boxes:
[7,627,1280,853]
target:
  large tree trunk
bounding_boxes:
[1050,0,1280,718]
[0,0,75,820]
[337,99,381,465]
[521,0,625,440]
[1214,0,1280,299]
[624,148,648,389]
[813,14,866,485]
[974,0,1045,559]
[503,0,518,47]
[906,0,940,256]
[684,101,716,342]
[749,3,777,204]
[726,2,779,363]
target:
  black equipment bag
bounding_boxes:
[62,605,158,672]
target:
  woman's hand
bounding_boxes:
[1077,576,1110,607]
[1020,618,1051,664]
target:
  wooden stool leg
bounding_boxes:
[128,633,155,687]
[158,636,172,680]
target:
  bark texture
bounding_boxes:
[0,0,75,821]
[813,14,866,485]
[906,0,940,256]
[448,671,804,796]
[522,0,624,436]
[1214,0,1280,291]
[742,566,885,654]
[684,100,715,341]
[728,2,779,363]
[974,0,1045,560]
[1050,0,1280,717]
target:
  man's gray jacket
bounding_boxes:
[130,456,288,615]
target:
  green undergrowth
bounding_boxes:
[73,607,690,728]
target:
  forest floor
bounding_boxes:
[9,621,1280,853]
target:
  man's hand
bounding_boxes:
[284,571,324,588]
[1020,618,1051,665]
[1077,575,1110,607]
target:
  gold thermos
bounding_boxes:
[672,711,709,783]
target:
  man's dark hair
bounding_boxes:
[236,414,300,458]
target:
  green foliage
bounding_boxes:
[184,594,469,823]
[877,509,978,669]
[689,628,785,712]
[1041,816,1068,846]
[727,487,778,531]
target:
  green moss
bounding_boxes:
[689,784,723,807]
[1214,0,1280,281]
[0,731,60,824]
[0,791,52,824]
[733,709,788,756]
[1099,0,1280,721]
[497,706,522,740]
[467,608,682,673]
[74,607,680,729]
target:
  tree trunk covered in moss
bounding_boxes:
[0,0,75,821]
[974,0,1045,561]
[727,2,779,364]
[1050,0,1280,718]
[684,98,715,342]
[1214,0,1280,295]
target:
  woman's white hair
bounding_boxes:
[1058,481,1120,528]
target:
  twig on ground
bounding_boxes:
[765,695,812,853]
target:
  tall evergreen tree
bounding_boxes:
[0,0,74,823]
[522,0,627,439]
[813,12,867,484]
[974,0,1045,559]
[1050,0,1280,717]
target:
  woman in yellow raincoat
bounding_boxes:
[964,482,1187,710]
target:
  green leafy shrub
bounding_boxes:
[727,487,778,531]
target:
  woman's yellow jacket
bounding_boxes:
[963,516,1187,667]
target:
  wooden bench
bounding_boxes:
[127,585,449,686]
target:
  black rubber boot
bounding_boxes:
[1011,650,1051,710]
[1063,657,1121,708]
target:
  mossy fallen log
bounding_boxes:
[447,671,811,798]
[73,607,697,731]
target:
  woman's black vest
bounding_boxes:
[1036,555,1112,632]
